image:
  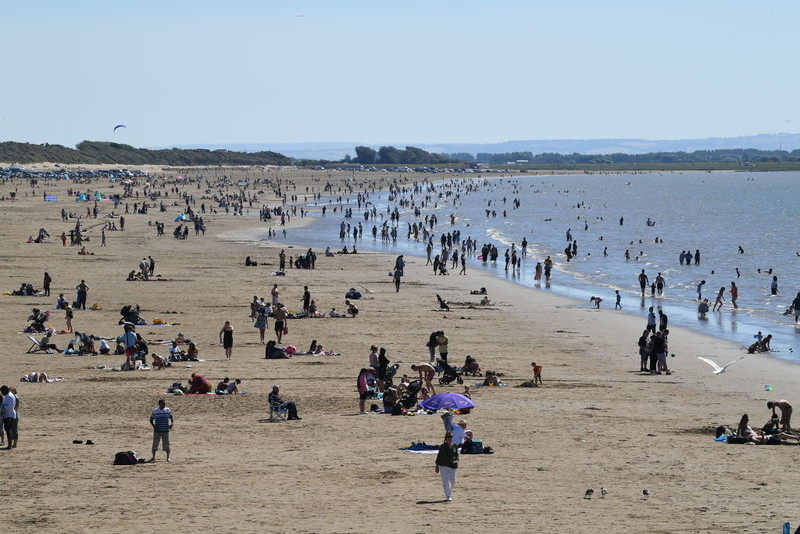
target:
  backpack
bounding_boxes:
[113,450,139,465]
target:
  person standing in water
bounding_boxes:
[712,287,726,311]
[730,282,739,309]
[638,270,649,296]
[771,276,778,296]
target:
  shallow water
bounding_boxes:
[267,171,800,362]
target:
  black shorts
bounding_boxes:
[359,391,369,400]
[274,320,285,332]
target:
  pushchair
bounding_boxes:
[26,308,49,333]
[383,363,400,388]
[437,358,463,385]
[399,379,422,409]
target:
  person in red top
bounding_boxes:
[188,373,212,394]
[730,282,739,309]
[531,361,543,386]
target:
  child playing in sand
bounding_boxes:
[531,362,543,386]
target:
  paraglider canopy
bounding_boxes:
[113,124,126,132]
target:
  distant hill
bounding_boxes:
[177,133,800,160]
[0,141,291,166]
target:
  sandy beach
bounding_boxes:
[1,165,799,533]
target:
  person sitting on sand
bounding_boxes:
[151,353,169,370]
[175,333,189,344]
[345,300,359,317]
[265,340,290,359]
[186,342,199,361]
[188,373,212,394]
[169,341,186,361]
[463,355,480,374]
[418,387,432,402]
[483,371,500,386]
[480,296,491,306]
[325,247,334,257]
[737,413,800,444]
[226,378,241,394]
[383,387,398,413]
[216,377,231,394]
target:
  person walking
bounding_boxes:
[393,268,402,292]
[149,399,173,462]
[219,321,234,361]
[435,432,459,502]
[730,282,739,309]
[638,270,649,296]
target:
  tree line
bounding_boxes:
[449,148,800,165]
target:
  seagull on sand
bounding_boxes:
[696,356,745,375]
[584,489,594,499]
[600,487,608,498]
[643,489,650,500]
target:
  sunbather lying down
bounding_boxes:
[20,372,63,383]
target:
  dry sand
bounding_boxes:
[1,167,799,533]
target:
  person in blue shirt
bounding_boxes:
[149,399,174,462]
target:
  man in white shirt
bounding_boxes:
[442,412,468,445]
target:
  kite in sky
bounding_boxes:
[113,124,126,132]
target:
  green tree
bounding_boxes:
[354,146,377,164]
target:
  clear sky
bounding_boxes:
[2,0,798,148]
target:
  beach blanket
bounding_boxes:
[400,443,440,454]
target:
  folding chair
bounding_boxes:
[268,403,288,422]
[27,336,51,354]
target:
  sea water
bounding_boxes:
[272,171,800,363]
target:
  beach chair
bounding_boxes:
[27,336,51,354]
[268,403,288,422]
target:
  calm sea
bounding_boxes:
[271,171,800,363]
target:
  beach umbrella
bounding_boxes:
[419,392,474,411]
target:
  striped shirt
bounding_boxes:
[150,407,173,432]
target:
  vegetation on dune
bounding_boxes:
[0,141,292,166]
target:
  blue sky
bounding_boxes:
[2,1,798,148]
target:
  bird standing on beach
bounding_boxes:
[643,489,650,500]
[600,487,608,498]
[696,356,745,375]
[584,489,594,499]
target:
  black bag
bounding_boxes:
[113,450,139,465]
